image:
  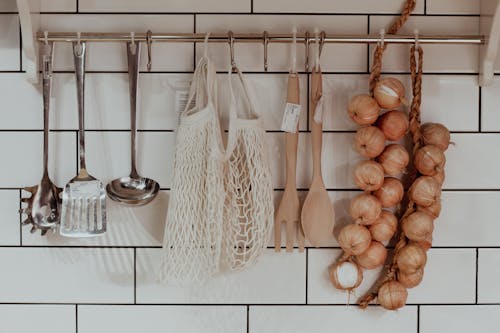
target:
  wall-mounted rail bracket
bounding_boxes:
[481,0,500,86]
[16,0,40,84]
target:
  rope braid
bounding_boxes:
[369,0,416,95]
[359,43,424,309]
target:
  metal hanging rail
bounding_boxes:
[36,32,485,44]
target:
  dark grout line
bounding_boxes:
[18,18,22,72]
[251,0,254,14]
[0,302,497,306]
[31,12,480,17]
[417,305,420,333]
[75,304,78,333]
[76,0,79,13]
[479,86,482,132]
[305,248,309,304]
[134,248,137,305]
[424,0,427,15]
[246,305,250,333]
[475,248,479,304]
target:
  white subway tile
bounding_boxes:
[321,74,478,131]
[79,305,246,333]
[478,249,500,303]
[84,131,174,188]
[0,248,133,302]
[370,16,479,73]
[0,14,20,70]
[426,0,480,15]
[268,132,363,189]
[23,191,167,246]
[0,190,20,245]
[36,15,194,71]
[196,15,367,72]
[217,74,308,131]
[0,0,16,11]
[434,192,500,246]
[0,305,75,333]
[0,132,76,188]
[308,248,475,304]
[250,305,417,333]
[480,76,500,131]
[136,249,305,304]
[253,0,424,14]
[444,134,500,189]
[41,0,76,12]
[420,305,500,333]
[79,0,250,12]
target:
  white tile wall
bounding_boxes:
[1,0,498,332]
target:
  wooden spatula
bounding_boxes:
[275,73,304,252]
[301,68,335,246]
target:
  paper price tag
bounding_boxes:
[70,181,100,198]
[281,103,301,133]
[175,90,190,125]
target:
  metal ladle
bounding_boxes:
[106,41,159,206]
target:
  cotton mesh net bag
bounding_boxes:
[160,37,225,285]
[222,67,274,271]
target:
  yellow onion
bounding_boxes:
[377,144,410,176]
[417,236,433,252]
[350,193,382,225]
[369,210,398,243]
[354,126,386,158]
[377,110,409,141]
[338,224,372,256]
[396,243,427,274]
[329,260,363,290]
[397,268,424,288]
[421,123,451,151]
[402,211,434,242]
[417,198,442,219]
[374,177,404,208]
[356,241,388,269]
[378,280,408,310]
[432,170,446,186]
[348,94,381,125]
[353,160,385,191]
[374,77,407,109]
[414,145,445,176]
[408,176,441,207]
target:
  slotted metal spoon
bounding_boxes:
[21,41,62,235]
[60,41,106,237]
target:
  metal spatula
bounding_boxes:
[60,41,106,237]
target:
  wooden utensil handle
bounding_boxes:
[285,74,300,189]
[310,70,323,181]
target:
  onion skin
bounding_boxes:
[374,177,404,208]
[378,280,408,310]
[396,243,427,274]
[397,269,424,288]
[414,145,446,176]
[377,144,410,176]
[354,126,386,158]
[417,199,442,219]
[432,170,446,186]
[329,261,363,290]
[409,176,441,207]
[369,210,398,243]
[353,160,385,192]
[338,224,372,256]
[374,78,406,109]
[377,110,409,141]
[421,123,451,151]
[350,193,382,225]
[402,211,435,242]
[348,94,381,126]
[356,241,388,269]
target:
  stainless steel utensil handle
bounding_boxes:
[127,42,140,179]
[41,42,55,179]
[73,42,87,171]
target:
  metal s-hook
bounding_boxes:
[146,30,153,71]
[319,30,326,58]
[43,30,49,45]
[291,27,297,74]
[263,30,269,72]
[314,28,320,71]
[305,31,310,72]
[378,28,385,48]
[228,30,237,72]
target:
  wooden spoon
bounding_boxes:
[301,68,335,246]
